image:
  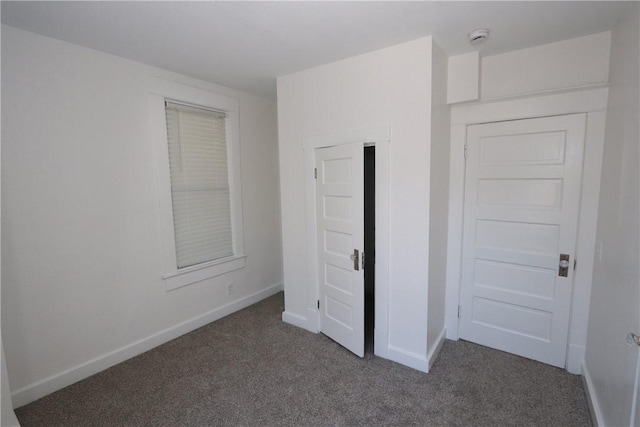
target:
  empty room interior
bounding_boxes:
[1,1,639,426]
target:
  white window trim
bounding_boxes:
[150,77,245,291]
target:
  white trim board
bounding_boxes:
[282,310,310,331]
[387,346,429,373]
[302,126,391,150]
[444,88,608,374]
[427,329,447,371]
[302,126,392,361]
[281,307,320,334]
[450,87,608,125]
[583,364,604,427]
[12,283,283,408]
[566,344,586,376]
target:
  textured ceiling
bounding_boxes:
[1,1,628,99]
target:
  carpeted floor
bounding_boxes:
[16,292,591,426]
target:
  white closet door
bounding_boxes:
[459,114,586,367]
[316,142,365,357]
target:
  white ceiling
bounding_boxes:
[1,1,627,99]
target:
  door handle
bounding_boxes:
[559,254,570,277]
[350,249,359,271]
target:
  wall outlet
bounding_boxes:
[227,283,235,295]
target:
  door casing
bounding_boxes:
[445,88,609,374]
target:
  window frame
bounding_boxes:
[150,77,245,291]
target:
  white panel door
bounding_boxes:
[459,114,586,367]
[316,142,364,358]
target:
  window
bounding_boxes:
[165,101,232,268]
[151,78,245,290]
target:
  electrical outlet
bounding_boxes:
[227,283,235,295]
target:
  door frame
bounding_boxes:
[303,126,391,359]
[445,87,609,373]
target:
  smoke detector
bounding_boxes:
[468,29,490,45]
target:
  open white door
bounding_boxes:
[316,142,364,358]
[459,114,586,367]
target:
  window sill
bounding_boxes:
[163,254,246,291]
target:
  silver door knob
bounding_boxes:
[559,260,570,268]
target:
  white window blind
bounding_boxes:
[165,101,233,269]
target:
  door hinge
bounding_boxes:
[458,305,461,318]
[317,300,320,310]
[314,168,317,179]
[464,144,468,160]
[574,259,577,270]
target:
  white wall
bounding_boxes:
[277,37,435,371]
[447,33,611,106]
[584,3,640,426]
[447,52,479,104]
[1,25,282,407]
[481,32,611,100]
[427,42,450,364]
[1,18,21,426]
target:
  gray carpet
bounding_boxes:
[16,292,591,426]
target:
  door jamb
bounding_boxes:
[303,126,391,358]
[445,88,608,373]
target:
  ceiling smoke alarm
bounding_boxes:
[468,29,490,45]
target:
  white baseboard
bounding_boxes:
[387,345,429,373]
[567,344,585,375]
[374,330,389,359]
[281,308,320,334]
[12,283,283,408]
[427,328,446,371]
[582,363,604,427]
[305,308,319,333]
[282,311,308,329]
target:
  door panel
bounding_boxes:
[459,114,586,367]
[316,142,364,357]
